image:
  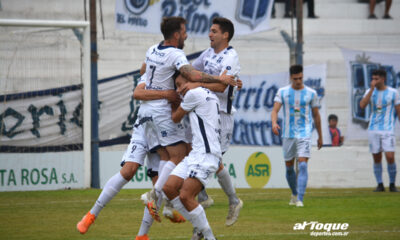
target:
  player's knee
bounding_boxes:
[120,162,139,181]
[179,192,190,205]
[162,182,176,199]
[386,155,395,164]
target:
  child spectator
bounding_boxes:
[328,114,344,146]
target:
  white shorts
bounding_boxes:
[282,138,311,161]
[368,131,396,154]
[142,109,186,147]
[171,151,220,187]
[120,119,160,166]
[146,152,160,172]
[220,112,234,154]
[120,137,147,166]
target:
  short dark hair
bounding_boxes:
[328,114,338,122]
[289,65,303,75]
[371,68,386,79]
[212,17,234,42]
[160,17,186,40]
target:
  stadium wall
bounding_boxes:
[1,146,399,191]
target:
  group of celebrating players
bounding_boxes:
[76,15,400,240]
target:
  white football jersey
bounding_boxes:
[192,46,240,114]
[181,87,222,157]
[141,43,189,110]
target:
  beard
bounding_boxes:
[178,41,184,49]
[177,36,185,49]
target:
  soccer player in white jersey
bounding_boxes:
[360,68,400,192]
[76,74,181,237]
[180,17,243,226]
[139,17,236,221]
[271,65,323,207]
[162,74,221,240]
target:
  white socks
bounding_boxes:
[90,172,128,217]
[170,196,215,240]
[158,160,168,176]
[188,205,215,239]
[137,207,154,236]
[217,167,239,205]
[154,161,176,193]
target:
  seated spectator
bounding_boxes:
[369,0,392,19]
[328,114,344,146]
[284,0,318,19]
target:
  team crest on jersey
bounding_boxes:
[161,130,168,137]
[236,0,271,29]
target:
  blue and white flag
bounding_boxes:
[115,0,274,36]
[341,47,400,140]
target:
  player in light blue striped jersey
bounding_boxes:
[271,65,323,207]
[360,68,400,192]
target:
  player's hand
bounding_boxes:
[180,82,201,95]
[272,122,280,136]
[170,99,180,112]
[317,138,323,150]
[237,78,243,90]
[219,70,236,86]
[165,90,180,105]
[370,79,377,89]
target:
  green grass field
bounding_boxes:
[0,188,399,240]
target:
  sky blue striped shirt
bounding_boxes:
[274,85,319,138]
[363,87,400,132]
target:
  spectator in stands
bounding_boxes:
[328,114,344,146]
[369,0,392,19]
[283,0,318,19]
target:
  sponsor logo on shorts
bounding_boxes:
[245,152,271,188]
[293,221,349,237]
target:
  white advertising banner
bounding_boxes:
[0,152,84,191]
[233,64,331,146]
[100,146,287,189]
[341,48,400,140]
[0,74,140,148]
[115,0,274,37]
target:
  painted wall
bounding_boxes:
[1,145,399,191]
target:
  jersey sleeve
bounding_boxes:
[137,73,146,85]
[394,90,400,106]
[219,54,240,76]
[181,89,202,112]
[310,91,320,108]
[192,50,206,71]
[274,89,283,103]
[171,50,190,71]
